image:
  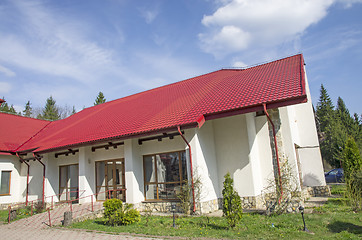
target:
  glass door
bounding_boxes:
[59,164,79,202]
[96,159,125,201]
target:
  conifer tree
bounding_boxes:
[0,97,17,115]
[336,97,355,137]
[40,96,60,121]
[0,97,10,113]
[316,84,334,131]
[71,106,76,115]
[316,85,347,167]
[23,101,33,117]
[94,92,106,105]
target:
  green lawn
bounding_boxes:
[69,199,361,239]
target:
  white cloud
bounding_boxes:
[199,0,335,57]
[232,61,247,68]
[338,0,362,8]
[139,8,159,24]
[0,82,11,94]
[0,64,15,77]
[0,0,120,84]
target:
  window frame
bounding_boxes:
[0,170,11,196]
[143,150,187,201]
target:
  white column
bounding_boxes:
[44,153,58,202]
[124,139,144,204]
[79,146,94,203]
[246,112,263,196]
[190,122,220,202]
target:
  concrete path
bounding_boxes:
[0,202,158,239]
[0,224,158,240]
[8,202,104,229]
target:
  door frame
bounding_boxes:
[95,158,126,201]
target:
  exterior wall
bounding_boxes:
[125,129,191,204]
[254,115,274,192]
[285,70,326,186]
[0,155,22,204]
[191,121,220,203]
[212,114,257,197]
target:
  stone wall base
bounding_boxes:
[306,186,331,197]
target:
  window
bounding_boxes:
[143,151,187,200]
[0,171,11,195]
[59,165,79,201]
[95,159,125,201]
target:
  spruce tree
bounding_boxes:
[336,97,355,137]
[94,92,106,105]
[0,97,10,113]
[40,96,60,121]
[71,106,76,115]
[23,101,33,117]
[316,85,347,167]
[316,84,334,131]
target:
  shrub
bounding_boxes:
[222,173,242,228]
[343,138,362,211]
[262,159,302,215]
[103,199,140,226]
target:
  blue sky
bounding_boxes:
[0,0,361,115]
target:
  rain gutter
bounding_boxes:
[177,126,196,213]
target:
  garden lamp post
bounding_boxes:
[171,202,176,228]
[299,205,309,232]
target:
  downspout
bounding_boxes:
[33,153,45,205]
[262,104,283,204]
[16,153,30,206]
[177,126,196,213]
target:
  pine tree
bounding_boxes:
[0,98,17,115]
[0,97,10,113]
[23,101,33,117]
[336,97,355,137]
[316,85,347,167]
[316,84,334,131]
[71,106,76,115]
[40,96,60,121]
[94,92,106,105]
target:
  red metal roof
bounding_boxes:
[8,54,306,153]
[0,113,50,152]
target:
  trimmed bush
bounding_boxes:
[103,199,140,226]
[222,173,242,228]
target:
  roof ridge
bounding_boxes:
[80,69,226,111]
[221,53,302,71]
[14,121,53,153]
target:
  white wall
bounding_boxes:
[254,115,274,192]
[0,155,22,204]
[286,69,326,186]
[191,121,220,202]
[213,114,256,197]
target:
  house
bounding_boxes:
[0,54,328,212]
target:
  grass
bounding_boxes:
[0,205,45,224]
[0,209,9,223]
[69,199,362,239]
[329,184,347,196]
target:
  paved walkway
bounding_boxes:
[8,202,104,229]
[0,224,158,240]
[0,202,157,239]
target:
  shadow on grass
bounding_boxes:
[328,221,362,235]
[94,219,107,225]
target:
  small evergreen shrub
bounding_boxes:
[343,138,362,211]
[222,173,242,228]
[103,199,140,226]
